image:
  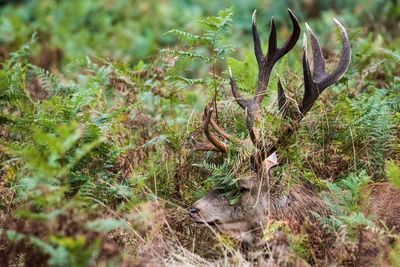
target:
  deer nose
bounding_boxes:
[189,207,200,217]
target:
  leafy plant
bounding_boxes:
[0,42,142,265]
[318,170,374,236]
[385,160,400,189]
[164,7,234,106]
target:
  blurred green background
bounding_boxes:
[1,0,398,67]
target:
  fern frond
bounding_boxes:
[28,64,60,93]
[166,75,206,86]
[164,29,206,44]
[383,49,400,62]
[161,49,212,62]
[9,32,37,63]
[199,7,233,41]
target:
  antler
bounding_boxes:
[256,18,351,162]
[192,10,300,155]
[300,19,351,114]
[192,105,240,153]
[230,9,301,149]
[192,11,351,169]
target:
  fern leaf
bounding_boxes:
[161,49,212,62]
[383,49,400,62]
[164,29,206,44]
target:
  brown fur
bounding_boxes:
[364,182,400,233]
[271,184,328,230]
[190,157,330,248]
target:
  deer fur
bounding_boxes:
[363,182,400,233]
[190,155,329,244]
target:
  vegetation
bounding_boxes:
[0,0,399,266]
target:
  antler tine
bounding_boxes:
[252,10,263,68]
[191,106,227,152]
[192,136,221,152]
[301,19,351,114]
[229,67,253,111]
[229,10,300,150]
[253,9,301,106]
[305,23,326,81]
[322,19,351,88]
[231,10,300,111]
[277,79,288,117]
[301,33,317,114]
[203,106,227,152]
[192,102,242,152]
[279,10,302,56]
[209,117,239,143]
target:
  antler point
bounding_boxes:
[252,10,257,24]
[333,17,340,24]
[302,32,307,49]
[270,16,276,27]
[333,18,346,34]
[304,22,312,34]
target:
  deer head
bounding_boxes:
[189,9,351,242]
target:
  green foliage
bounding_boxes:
[390,239,400,267]
[289,234,311,261]
[0,35,35,114]
[85,218,128,233]
[318,171,375,236]
[384,49,400,62]
[195,160,234,188]
[335,171,371,210]
[226,50,258,95]
[0,0,210,64]
[193,156,239,196]
[165,7,234,61]
[386,160,400,189]
[1,229,101,267]
[0,42,145,264]
[344,93,393,172]
[17,122,102,180]
[385,77,400,112]
[164,7,234,102]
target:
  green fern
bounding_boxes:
[161,49,212,63]
[28,64,61,93]
[383,49,400,62]
[164,7,234,102]
[317,171,375,237]
[385,160,400,189]
[194,158,236,190]
[164,29,206,45]
[340,92,394,173]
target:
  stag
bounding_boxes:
[189,9,400,250]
